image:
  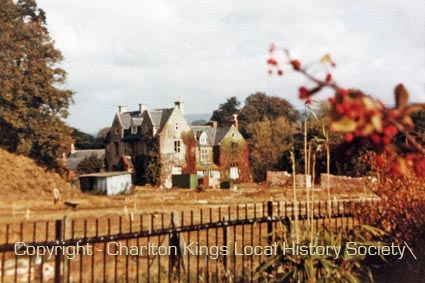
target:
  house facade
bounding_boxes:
[191,118,250,186]
[105,100,250,188]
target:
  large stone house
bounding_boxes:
[106,100,250,188]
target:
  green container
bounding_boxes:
[172,174,198,189]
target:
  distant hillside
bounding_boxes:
[185,113,211,125]
[0,148,81,203]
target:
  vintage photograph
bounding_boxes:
[0,0,424,282]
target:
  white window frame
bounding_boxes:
[131,126,137,134]
[201,148,208,161]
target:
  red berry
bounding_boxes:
[384,125,398,137]
[331,62,336,67]
[338,88,349,96]
[306,98,312,104]
[328,97,336,104]
[290,60,301,70]
[344,133,354,143]
[267,58,278,66]
[371,134,381,144]
[325,73,332,82]
[335,104,344,115]
[382,136,391,145]
[277,69,283,76]
[299,86,308,99]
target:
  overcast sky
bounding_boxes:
[37,0,425,134]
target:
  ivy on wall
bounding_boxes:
[182,131,196,174]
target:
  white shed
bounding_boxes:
[79,172,132,195]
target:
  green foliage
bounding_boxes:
[77,154,104,174]
[246,117,296,182]
[0,0,74,168]
[72,128,105,149]
[239,92,300,136]
[210,96,241,126]
[134,137,161,185]
[255,225,386,283]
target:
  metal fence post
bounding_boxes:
[54,219,62,283]
[267,201,273,244]
[267,201,273,275]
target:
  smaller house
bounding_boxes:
[79,171,132,195]
[191,115,251,187]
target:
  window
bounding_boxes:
[174,140,181,153]
[231,142,238,149]
[200,136,207,144]
[115,127,119,135]
[131,126,137,134]
[231,132,235,138]
[175,123,179,131]
[201,149,208,161]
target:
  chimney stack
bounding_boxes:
[70,143,76,154]
[211,120,218,129]
[138,103,147,113]
[118,105,127,113]
[232,114,239,130]
[174,96,184,115]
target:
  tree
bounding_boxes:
[77,154,104,174]
[239,92,300,136]
[0,0,73,168]
[246,117,295,182]
[210,96,241,126]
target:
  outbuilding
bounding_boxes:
[79,172,132,195]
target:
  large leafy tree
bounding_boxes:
[0,0,73,168]
[239,92,300,137]
[210,96,241,126]
[246,117,296,182]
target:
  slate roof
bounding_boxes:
[191,125,231,146]
[66,149,105,170]
[149,108,174,131]
[116,108,174,134]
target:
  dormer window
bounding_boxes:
[200,136,207,144]
[131,126,137,134]
[175,123,180,131]
[231,132,235,138]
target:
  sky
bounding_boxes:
[37,0,425,134]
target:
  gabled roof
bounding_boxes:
[148,108,174,131]
[191,125,232,146]
[214,127,230,145]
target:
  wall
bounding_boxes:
[107,174,132,195]
[159,107,193,188]
[320,174,367,193]
[218,125,251,182]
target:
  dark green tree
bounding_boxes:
[77,154,104,174]
[0,0,73,168]
[239,92,300,136]
[210,96,241,126]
